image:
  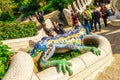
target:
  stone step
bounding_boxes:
[110,62,120,69]
[103,66,120,77]
[94,72,120,80]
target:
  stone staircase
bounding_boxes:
[94,54,120,80]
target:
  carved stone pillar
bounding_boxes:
[68,5,73,11]
[72,1,79,11]
[76,0,84,12]
[79,0,86,9]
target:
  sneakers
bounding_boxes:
[92,29,101,32]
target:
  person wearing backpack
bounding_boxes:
[100,5,108,27]
[92,8,102,32]
[85,5,93,30]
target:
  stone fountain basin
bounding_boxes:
[108,15,120,26]
[2,34,113,80]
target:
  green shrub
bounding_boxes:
[0,12,11,21]
[38,3,55,14]
[0,41,14,79]
[21,11,35,20]
[51,0,69,12]
[0,21,38,40]
[68,0,75,4]
[20,3,39,13]
[50,49,81,60]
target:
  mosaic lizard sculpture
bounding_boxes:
[30,25,100,75]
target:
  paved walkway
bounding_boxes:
[96,24,120,54]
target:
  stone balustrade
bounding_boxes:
[3,34,113,80]
[63,0,92,26]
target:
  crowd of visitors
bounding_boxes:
[71,4,114,34]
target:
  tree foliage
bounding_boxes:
[0,0,75,21]
[51,0,74,12]
[51,0,69,12]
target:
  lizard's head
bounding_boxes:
[30,42,47,58]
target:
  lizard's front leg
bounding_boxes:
[40,44,73,75]
[77,46,101,56]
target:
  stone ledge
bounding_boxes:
[83,34,112,55]
[3,34,113,80]
[2,51,35,80]
[37,57,86,80]
[70,52,113,80]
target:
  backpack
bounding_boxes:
[107,9,115,16]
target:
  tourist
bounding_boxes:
[85,5,93,30]
[92,8,102,32]
[74,9,83,25]
[94,0,100,7]
[100,5,108,27]
[52,21,66,35]
[42,23,54,37]
[38,11,45,25]
[71,10,78,26]
[35,12,39,22]
[73,19,81,30]
[82,12,91,34]
[57,22,64,29]
[35,11,45,26]
[107,9,115,16]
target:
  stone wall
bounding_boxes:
[3,34,113,80]
[63,0,92,26]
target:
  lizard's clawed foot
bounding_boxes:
[57,59,73,76]
[92,47,101,56]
